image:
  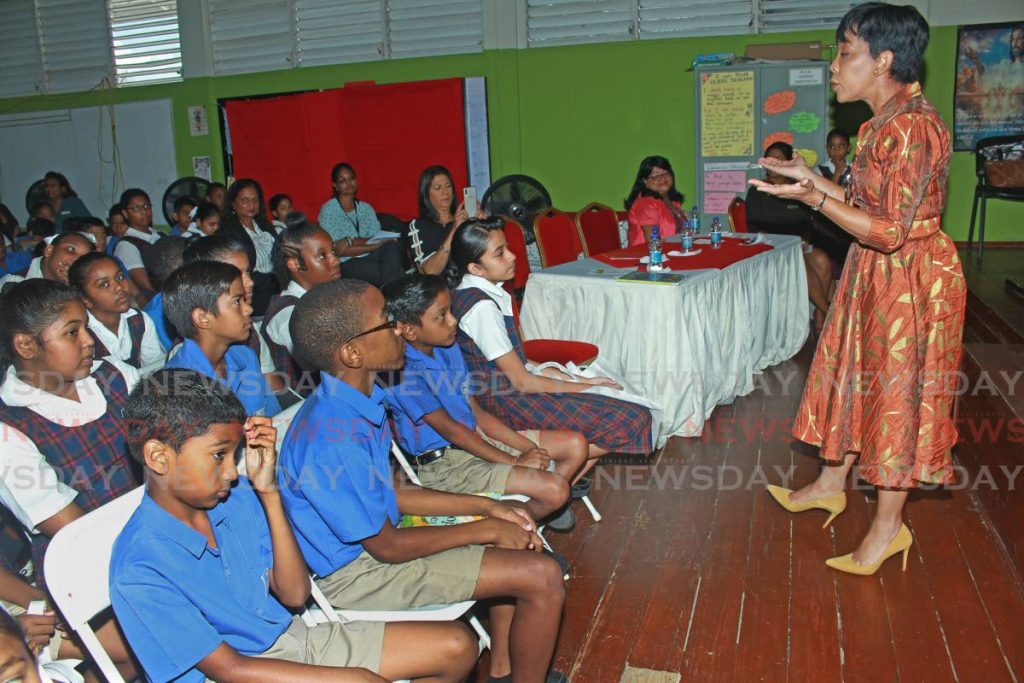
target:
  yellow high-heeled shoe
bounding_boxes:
[766,484,847,528]
[825,524,913,576]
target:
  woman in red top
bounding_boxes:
[624,156,688,246]
[754,2,965,575]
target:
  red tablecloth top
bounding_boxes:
[591,237,774,271]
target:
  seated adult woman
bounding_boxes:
[624,156,688,246]
[745,142,834,334]
[408,165,488,275]
[217,178,280,315]
[41,171,90,232]
[316,162,404,287]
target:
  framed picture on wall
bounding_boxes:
[953,21,1024,151]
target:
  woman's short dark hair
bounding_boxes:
[764,141,794,160]
[330,162,355,185]
[383,273,449,325]
[836,2,929,85]
[162,260,241,338]
[444,216,506,288]
[624,156,684,210]
[417,166,456,222]
[44,171,77,198]
[0,279,81,372]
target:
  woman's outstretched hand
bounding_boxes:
[758,154,812,182]
[749,177,819,205]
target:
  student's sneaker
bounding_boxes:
[544,505,575,532]
[571,477,591,499]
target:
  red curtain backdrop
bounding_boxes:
[224,78,469,222]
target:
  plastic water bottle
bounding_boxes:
[681,225,694,253]
[710,217,723,250]
[690,205,701,234]
[648,226,664,271]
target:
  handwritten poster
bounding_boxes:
[704,170,747,193]
[701,71,755,157]
[705,192,737,214]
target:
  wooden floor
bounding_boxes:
[473,248,1024,682]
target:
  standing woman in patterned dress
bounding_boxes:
[754,2,966,575]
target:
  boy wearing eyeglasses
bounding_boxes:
[114,188,161,303]
[278,278,572,683]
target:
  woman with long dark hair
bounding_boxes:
[41,171,90,232]
[218,178,280,315]
[758,2,965,575]
[624,156,686,246]
[407,165,488,275]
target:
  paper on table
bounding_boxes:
[367,231,401,244]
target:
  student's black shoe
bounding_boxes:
[546,671,570,683]
[571,476,591,499]
[543,548,570,578]
[543,505,575,532]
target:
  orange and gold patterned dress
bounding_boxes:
[792,82,966,488]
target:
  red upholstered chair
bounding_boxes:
[498,218,598,366]
[533,208,583,267]
[575,202,622,256]
[727,196,748,233]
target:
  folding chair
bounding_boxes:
[532,208,583,267]
[45,486,146,683]
[575,202,622,256]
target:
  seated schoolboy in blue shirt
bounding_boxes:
[162,260,281,417]
[382,273,587,531]
[278,278,571,683]
[112,369,476,683]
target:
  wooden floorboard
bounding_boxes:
[465,250,1024,681]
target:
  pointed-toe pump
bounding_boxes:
[766,484,847,528]
[825,524,913,576]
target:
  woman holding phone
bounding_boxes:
[408,165,487,275]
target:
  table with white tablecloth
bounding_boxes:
[519,234,809,442]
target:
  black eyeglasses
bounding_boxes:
[343,315,397,345]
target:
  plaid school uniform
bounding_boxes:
[0,361,141,587]
[260,293,313,396]
[450,287,652,454]
[91,310,146,368]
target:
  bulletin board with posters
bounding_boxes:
[954,21,1024,151]
[694,61,830,227]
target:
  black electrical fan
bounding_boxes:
[25,179,47,214]
[480,175,552,243]
[161,177,210,225]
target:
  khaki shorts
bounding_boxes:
[416,448,513,495]
[2,599,63,661]
[253,617,384,673]
[316,545,484,610]
[480,428,540,456]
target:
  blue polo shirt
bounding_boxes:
[110,479,292,683]
[385,344,476,455]
[279,373,400,577]
[166,338,281,417]
[0,250,31,277]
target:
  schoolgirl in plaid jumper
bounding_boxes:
[260,220,341,397]
[68,252,166,375]
[0,279,140,678]
[446,218,653,458]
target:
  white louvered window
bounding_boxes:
[387,0,483,59]
[639,0,753,39]
[0,0,45,97]
[526,0,634,46]
[107,0,181,85]
[36,0,113,93]
[296,0,385,66]
[209,0,296,76]
[757,0,856,32]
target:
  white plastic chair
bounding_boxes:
[45,486,145,683]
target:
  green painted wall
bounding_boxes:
[0,25,1016,241]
